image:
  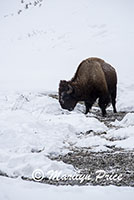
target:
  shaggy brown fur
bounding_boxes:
[59,57,117,116]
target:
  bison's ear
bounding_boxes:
[59,80,67,86]
[60,80,66,83]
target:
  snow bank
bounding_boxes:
[0,92,108,178]
[105,113,134,150]
[112,113,134,127]
[0,91,134,178]
[0,91,134,179]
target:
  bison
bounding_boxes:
[59,57,117,116]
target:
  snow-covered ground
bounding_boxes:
[0,91,134,198]
[0,0,134,199]
[1,176,134,200]
[0,91,134,179]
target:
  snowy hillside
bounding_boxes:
[0,0,134,199]
[0,0,134,91]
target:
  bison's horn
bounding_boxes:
[67,84,73,94]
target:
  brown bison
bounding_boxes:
[59,57,117,116]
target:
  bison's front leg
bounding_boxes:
[84,101,93,114]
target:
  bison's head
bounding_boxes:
[59,80,77,111]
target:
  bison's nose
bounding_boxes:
[68,108,73,111]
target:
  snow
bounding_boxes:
[112,113,134,127]
[105,113,134,149]
[0,92,108,178]
[0,176,134,200]
[117,82,134,111]
[0,0,134,93]
[0,92,133,179]
[0,0,134,198]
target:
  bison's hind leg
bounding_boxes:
[111,87,117,113]
[98,96,110,117]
